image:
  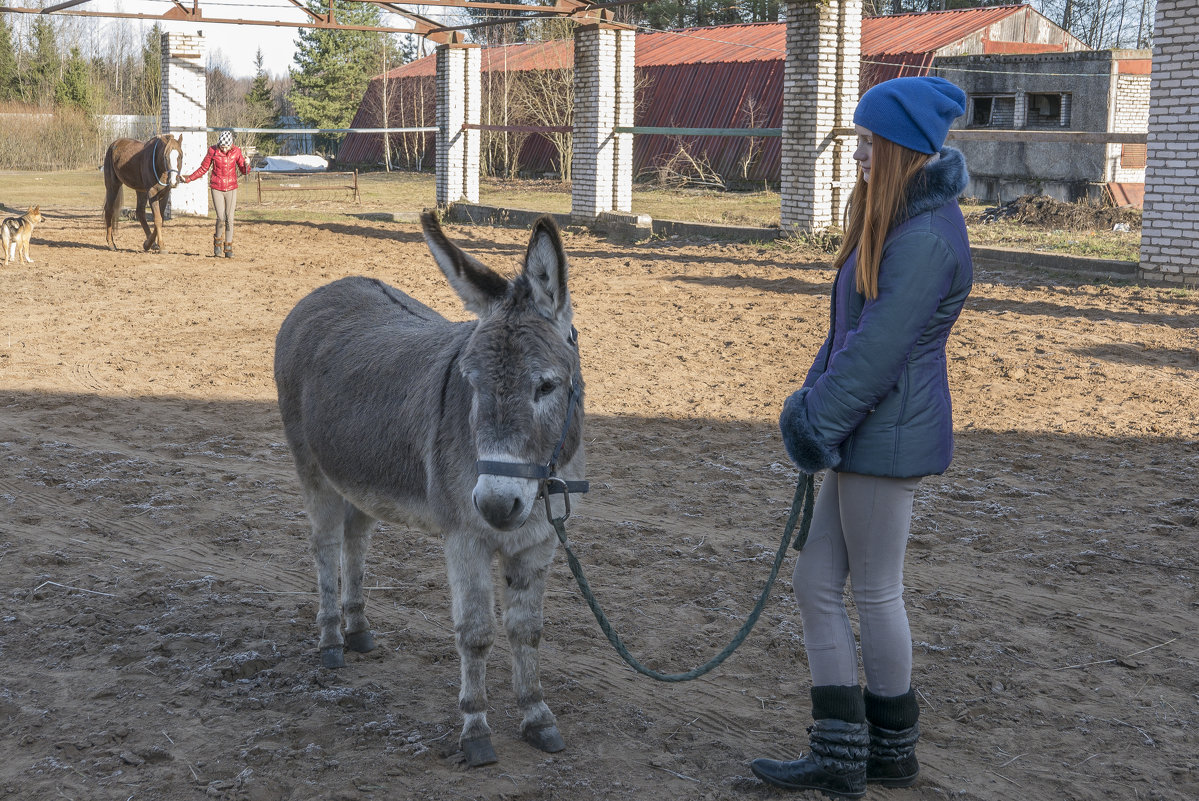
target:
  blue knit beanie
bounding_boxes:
[853,76,966,155]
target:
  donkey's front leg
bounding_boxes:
[445,534,498,766]
[501,537,564,754]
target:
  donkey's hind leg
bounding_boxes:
[445,533,499,766]
[341,504,377,655]
[301,481,350,668]
[501,538,564,754]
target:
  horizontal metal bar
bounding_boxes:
[464,124,573,134]
[170,126,439,135]
[257,185,356,191]
[946,129,1146,144]
[614,126,782,137]
[0,5,422,34]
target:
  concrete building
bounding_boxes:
[934,49,1151,206]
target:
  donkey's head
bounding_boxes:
[421,212,583,531]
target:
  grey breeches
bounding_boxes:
[210,188,237,243]
[792,471,920,697]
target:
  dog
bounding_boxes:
[2,205,46,265]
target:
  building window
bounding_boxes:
[969,95,1016,127]
[1026,93,1071,127]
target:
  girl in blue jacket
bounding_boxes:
[751,76,973,798]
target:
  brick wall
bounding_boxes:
[780,0,861,233]
[161,32,207,216]
[435,45,481,206]
[1110,72,1151,183]
[1139,0,1199,286]
[571,25,635,220]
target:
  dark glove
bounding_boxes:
[779,387,841,474]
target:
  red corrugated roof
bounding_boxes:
[863,6,1025,55]
[379,6,1032,78]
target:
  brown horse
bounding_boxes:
[103,134,183,252]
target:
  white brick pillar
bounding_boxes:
[572,24,635,220]
[1139,0,1199,287]
[161,31,208,216]
[780,0,861,233]
[435,43,481,206]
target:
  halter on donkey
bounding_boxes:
[103,134,183,253]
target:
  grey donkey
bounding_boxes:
[274,213,585,767]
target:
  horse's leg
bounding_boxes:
[103,179,121,251]
[148,193,164,252]
[135,192,153,251]
[445,533,498,766]
[150,194,164,253]
[341,504,376,654]
[501,537,564,754]
[300,480,347,668]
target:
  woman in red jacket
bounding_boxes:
[183,129,250,258]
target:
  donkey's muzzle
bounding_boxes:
[473,476,535,531]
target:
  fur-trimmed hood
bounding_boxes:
[901,146,969,222]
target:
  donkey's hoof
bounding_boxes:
[523,724,565,753]
[461,735,498,767]
[319,646,345,669]
[345,630,375,653]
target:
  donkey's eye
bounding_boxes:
[534,378,560,401]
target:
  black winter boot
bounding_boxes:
[750,685,869,798]
[864,687,920,787]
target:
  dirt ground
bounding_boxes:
[0,207,1196,801]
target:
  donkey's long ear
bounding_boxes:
[523,216,571,326]
[421,212,508,316]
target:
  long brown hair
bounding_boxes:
[833,134,932,299]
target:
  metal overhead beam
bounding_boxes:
[41,0,94,12]
[0,0,636,41]
[0,5,418,34]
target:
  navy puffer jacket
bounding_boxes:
[780,146,973,478]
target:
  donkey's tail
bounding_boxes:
[102,144,121,234]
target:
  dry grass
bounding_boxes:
[0,169,1141,262]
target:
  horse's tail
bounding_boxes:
[102,143,121,233]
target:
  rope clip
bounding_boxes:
[541,477,572,524]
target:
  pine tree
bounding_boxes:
[288,0,390,155]
[54,46,95,113]
[246,49,279,155]
[0,11,17,102]
[138,24,162,117]
[26,13,60,105]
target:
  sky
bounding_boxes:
[88,0,419,79]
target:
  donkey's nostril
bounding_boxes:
[474,485,530,531]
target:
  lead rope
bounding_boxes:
[550,472,816,682]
